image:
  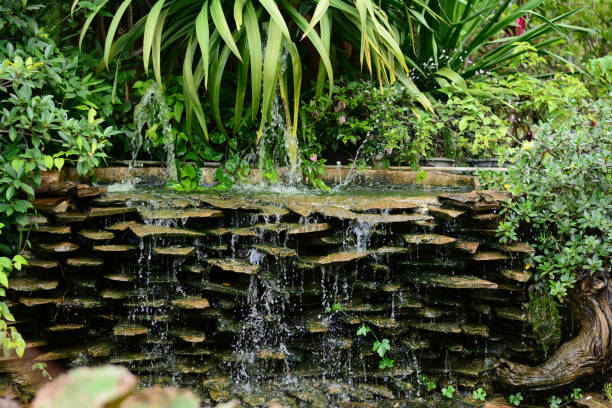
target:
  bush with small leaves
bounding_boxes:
[442,385,455,399]
[509,392,523,406]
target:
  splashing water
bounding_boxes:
[132,83,178,182]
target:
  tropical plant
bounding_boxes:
[74,0,431,161]
[356,323,394,370]
[483,100,611,300]
[508,392,523,406]
[382,0,586,89]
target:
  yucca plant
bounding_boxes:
[74,0,433,168]
[381,0,586,90]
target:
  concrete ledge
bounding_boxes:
[62,165,477,188]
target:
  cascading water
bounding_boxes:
[132,83,178,182]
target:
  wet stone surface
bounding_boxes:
[4,187,539,406]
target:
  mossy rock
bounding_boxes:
[153,247,195,257]
[317,250,372,265]
[129,225,205,238]
[93,245,136,252]
[78,230,115,240]
[10,278,59,292]
[66,257,105,267]
[171,297,210,310]
[138,208,222,220]
[206,258,258,274]
[38,242,79,253]
[403,234,456,245]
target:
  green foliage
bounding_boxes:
[441,385,455,399]
[604,383,612,402]
[483,100,611,300]
[417,374,437,392]
[526,289,561,355]
[570,388,583,400]
[472,388,487,402]
[356,324,393,370]
[325,302,344,313]
[548,395,562,408]
[32,362,52,381]
[509,392,523,406]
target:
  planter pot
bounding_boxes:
[468,158,501,168]
[419,158,455,167]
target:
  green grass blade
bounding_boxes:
[196,1,211,88]
[152,10,166,88]
[287,40,302,139]
[258,18,282,140]
[234,39,250,133]
[183,36,209,139]
[79,0,109,50]
[104,0,133,69]
[315,11,331,99]
[143,0,165,72]
[234,0,246,30]
[301,0,330,40]
[257,0,291,39]
[211,0,243,61]
[244,1,262,120]
[211,44,232,130]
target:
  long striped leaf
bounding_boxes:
[143,0,165,71]
[79,0,109,50]
[257,0,291,39]
[234,0,246,30]
[183,37,209,139]
[244,1,262,120]
[195,1,211,88]
[210,0,243,61]
[301,0,329,40]
[258,18,283,140]
[104,0,133,69]
[234,39,250,133]
[286,40,302,139]
[315,11,331,99]
[151,11,166,88]
[211,44,232,130]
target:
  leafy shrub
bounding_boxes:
[483,100,611,300]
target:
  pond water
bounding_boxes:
[1,185,537,407]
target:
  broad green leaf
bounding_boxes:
[257,0,291,39]
[234,39,250,133]
[257,18,282,140]
[234,0,246,30]
[211,44,232,130]
[104,0,133,69]
[244,1,262,119]
[152,11,167,88]
[183,37,209,139]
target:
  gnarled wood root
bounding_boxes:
[497,270,612,390]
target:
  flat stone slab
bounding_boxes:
[256,349,286,360]
[428,207,464,220]
[364,316,399,329]
[89,207,135,217]
[206,227,256,237]
[59,298,103,309]
[454,241,479,254]
[101,289,130,300]
[130,224,205,238]
[496,306,527,321]
[354,213,434,224]
[317,250,372,265]
[153,246,195,257]
[473,251,509,261]
[106,221,138,231]
[493,242,535,254]
[47,323,86,332]
[257,222,330,235]
[406,273,498,289]
[77,230,115,240]
[171,297,210,309]
[26,258,59,269]
[38,242,79,253]
[206,258,259,274]
[93,245,137,252]
[54,212,88,222]
[500,268,532,283]
[66,257,104,267]
[104,274,135,282]
[19,298,58,307]
[10,278,59,292]
[170,328,206,343]
[35,346,87,361]
[409,322,462,334]
[113,323,148,336]
[374,246,408,255]
[35,225,71,235]
[201,282,248,297]
[137,208,223,220]
[253,244,298,258]
[403,234,456,245]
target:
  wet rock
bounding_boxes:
[374,246,408,255]
[454,241,479,254]
[201,282,249,297]
[103,274,134,283]
[170,328,206,343]
[493,241,535,254]
[496,307,527,321]
[473,251,509,261]
[500,268,532,283]
[113,323,148,336]
[78,230,115,240]
[106,220,138,231]
[35,225,71,235]
[60,298,103,309]
[381,283,402,292]
[350,197,421,212]
[288,204,315,217]
[26,214,49,225]
[89,207,135,217]
[208,258,259,274]
[306,318,330,333]
[10,278,58,292]
[47,323,86,332]
[101,289,130,300]
[460,324,489,337]
[176,362,214,374]
[364,316,399,329]
[258,205,290,217]
[256,349,286,360]
[138,207,223,220]
[403,234,456,245]
[216,316,241,333]
[206,227,256,237]
[409,322,462,334]
[405,273,498,289]
[473,213,500,222]
[171,297,210,309]
[35,346,87,361]
[25,258,59,269]
[428,207,464,220]
[66,257,104,267]
[130,224,205,238]
[109,352,157,364]
[93,244,136,252]
[317,250,372,265]
[19,298,57,307]
[253,244,298,258]
[54,212,89,222]
[38,241,79,253]
[403,338,430,350]
[358,383,395,399]
[153,246,195,257]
